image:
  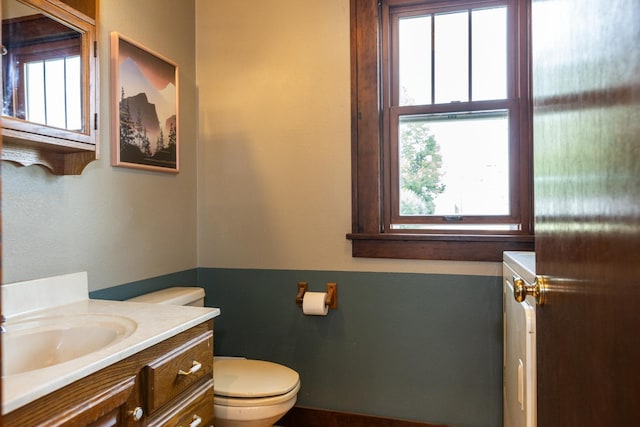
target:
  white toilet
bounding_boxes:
[128,287,300,427]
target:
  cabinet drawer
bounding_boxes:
[144,331,213,413]
[146,379,214,427]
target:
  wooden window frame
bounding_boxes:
[347,0,534,262]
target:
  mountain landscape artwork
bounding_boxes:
[112,33,178,172]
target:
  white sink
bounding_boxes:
[2,314,137,376]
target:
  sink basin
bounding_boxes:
[2,314,137,376]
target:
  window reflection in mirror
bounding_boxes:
[2,0,84,132]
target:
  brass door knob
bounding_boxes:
[513,275,548,305]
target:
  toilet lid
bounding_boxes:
[214,359,299,398]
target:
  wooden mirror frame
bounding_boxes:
[1,0,98,175]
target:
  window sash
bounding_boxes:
[387,100,522,231]
[387,0,514,107]
[382,0,522,233]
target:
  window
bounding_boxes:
[348,0,534,261]
[24,54,82,130]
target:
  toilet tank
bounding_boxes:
[127,287,205,307]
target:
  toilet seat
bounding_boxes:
[214,359,300,407]
[214,381,300,407]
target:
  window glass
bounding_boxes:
[397,110,510,218]
[25,55,81,130]
[25,61,46,124]
[434,11,469,103]
[65,56,82,130]
[399,15,432,106]
[44,58,67,129]
[471,7,507,100]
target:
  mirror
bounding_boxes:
[2,0,83,131]
[1,0,98,175]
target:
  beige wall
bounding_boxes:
[2,0,199,290]
[195,0,499,276]
[2,0,499,292]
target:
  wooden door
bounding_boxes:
[532,0,640,426]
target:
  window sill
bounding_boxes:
[346,233,535,262]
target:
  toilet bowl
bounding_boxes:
[128,287,300,427]
[214,358,300,427]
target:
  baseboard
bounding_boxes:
[277,406,452,427]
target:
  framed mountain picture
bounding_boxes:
[111,32,179,173]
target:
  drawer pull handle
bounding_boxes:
[179,415,202,427]
[178,360,202,376]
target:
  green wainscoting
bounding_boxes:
[91,268,502,427]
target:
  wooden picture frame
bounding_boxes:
[111,32,179,173]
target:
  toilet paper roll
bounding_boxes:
[302,291,329,316]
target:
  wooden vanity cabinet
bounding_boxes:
[142,324,214,427]
[4,320,214,427]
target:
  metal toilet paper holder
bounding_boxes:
[295,282,338,310]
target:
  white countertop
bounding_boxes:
[1,272,220,414]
